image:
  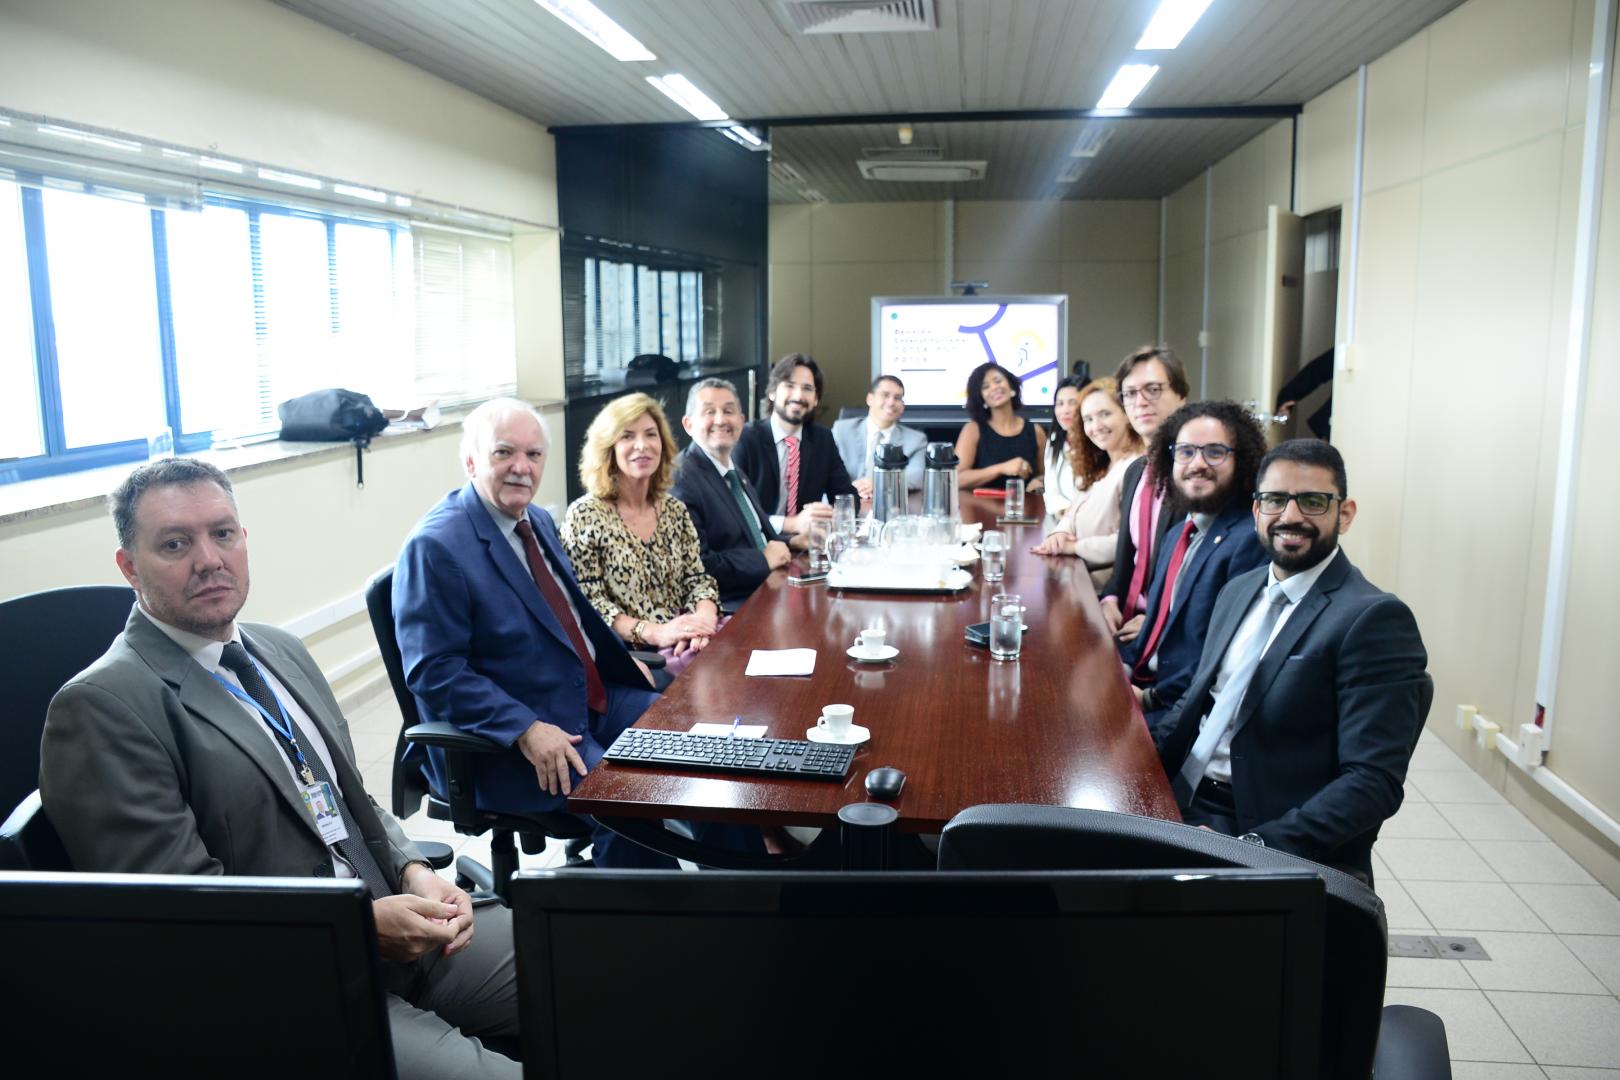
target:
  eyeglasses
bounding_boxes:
[1169,442,1233,464]
[1254,491,1338,516]
[1121,382,1166,403]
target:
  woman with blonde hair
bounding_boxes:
[563,392,720,676]
[1029,377,1145,585]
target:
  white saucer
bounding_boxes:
[847,644,899,663]
[806,723,871,746]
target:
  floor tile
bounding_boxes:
[1411,739,1474,772]
[1511,885,1620,935]
[1406,882,1548,933]
[1451,1065,1548,1080]
[1410,770,1509,804]
[1473,842,1599,886]
[1487,992,1620,1068]
[1372,848,1392,882]
[1380,838,1501,882]
[1542,1069,1620,1079]
[1383,800,1465,839]
[1378,876,1435,931]
[1437,930,1608,994]
[1386,955,1476,989]
[1406,779,1430,803]
[1560,934,1620,995]
[1380,988,1531,1062]
[1437,803,1550,843]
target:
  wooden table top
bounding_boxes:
[569,491,1181,833]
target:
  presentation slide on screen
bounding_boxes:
[875,300,1064,408]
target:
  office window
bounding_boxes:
[578,254,708,376]
[2,181,517,483]
[0,181,43,462]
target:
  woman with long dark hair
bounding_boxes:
[954,361,1047,491]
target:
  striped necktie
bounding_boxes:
[782,435,801,518]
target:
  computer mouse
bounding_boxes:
[865,766,906,800]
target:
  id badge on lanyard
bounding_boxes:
[213,669,350,844]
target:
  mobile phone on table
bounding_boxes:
[788,570,828,586]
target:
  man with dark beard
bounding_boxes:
[1120,401,1270,722]
[1151,439,1430,883]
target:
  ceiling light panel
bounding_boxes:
[1136,0,1215,50]
[533,0,656,61]
[645,74,730,121]
[1096,64,1159,110]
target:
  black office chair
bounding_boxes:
[364,567,599,899]
[0,790,72,871]
[937,805,1450,1080]
[0,584,136,816]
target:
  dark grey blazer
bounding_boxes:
[670,442,785,605]
[41,606,421,882]
[1152,552,1431,878]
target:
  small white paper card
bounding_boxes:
[690,722,768,739]
[745,648,817,677]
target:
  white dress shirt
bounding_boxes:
[1201,546,1341,782]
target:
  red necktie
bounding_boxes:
[783,435,801,518]
[515,518,608,714]
[1121,475,1158,619]
[1132,519,1197,679]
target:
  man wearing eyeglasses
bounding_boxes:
[1096,345,1191,645]
[1119,401,1269,723]
[1151,439,1429,882]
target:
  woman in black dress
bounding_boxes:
[954,361,1047,490]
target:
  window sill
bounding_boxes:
[0,399,561,529]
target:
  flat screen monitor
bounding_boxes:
[512,868,1324,1079]
[872,295,1068,408]
[3,871,394,1077]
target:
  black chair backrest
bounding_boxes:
[0,790,72,871]
[939,805,1387,1080]
[0,584,135,814]
[362,566,431,820]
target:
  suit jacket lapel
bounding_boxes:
[1159,504,1243,640]
[124,612,321,843]
[1234,553,1351,733]
[458,484,573,652]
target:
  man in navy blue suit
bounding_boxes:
[1120,401,1270,727]
[393,398,755,867]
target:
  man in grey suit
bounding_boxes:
[40,459,520,1078]
[831,374,928,498]
[1151,439,1430,882]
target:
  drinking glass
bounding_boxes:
[981,529,1007,584]
[990,593,1024,661]
[807,518,831,572]
[1004,477,1026,520]
[833,494,858,539]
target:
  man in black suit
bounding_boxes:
[1152,439,1430,882]
[670,378,792,605]
[733,353,856,548]
[1097,345,1191,644]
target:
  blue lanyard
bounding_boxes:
[211,666,310,775]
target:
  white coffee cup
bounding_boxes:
[854,628,887,655]
[818,704,855,737]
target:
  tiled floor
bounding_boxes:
[342,688,1620,1075]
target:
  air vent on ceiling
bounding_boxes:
[799,188,829,203]
[1069,125,1115,159]
[859,145,943,161]
[1056,159,1088,184]
[769,160,805,184]
[857,159,985,183]
[780,1,937,35]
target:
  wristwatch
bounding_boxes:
[631,620,648,647]
[1237,832,1266,847]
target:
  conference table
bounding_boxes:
[569,491,1181,853]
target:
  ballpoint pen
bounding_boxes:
[729,715,741,738]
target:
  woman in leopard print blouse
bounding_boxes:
[563,392,721,678]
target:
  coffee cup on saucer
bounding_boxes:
[817,704,855,738]
[852,628,886,658]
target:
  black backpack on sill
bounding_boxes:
[277,388,390,487]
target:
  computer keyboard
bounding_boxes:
[603,728,856,780]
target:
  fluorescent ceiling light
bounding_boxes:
[160,148,194,160]
[724,125,763,147]
[199,156,245,174]
[1095,64,1159,110]
[1136,0,1214,50]
[334,183,387,203]
[258,167,322,190]
[534,0,655,62]
[645,74,729,122]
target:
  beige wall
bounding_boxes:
[1186,0,1620,885]
[0,0,566,693]
[769,199,1160,414]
